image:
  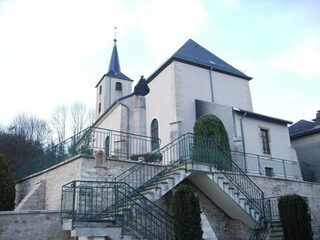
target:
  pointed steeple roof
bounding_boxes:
[147,39,252,82]
[106,39,132,81]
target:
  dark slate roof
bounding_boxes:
[233,108,292,125]
[289,120,320,139]
[147,39,252,83]
[106,39,132,81]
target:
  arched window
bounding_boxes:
[105,136,110,157]
[115,82,122,91]
[151,119,159,150]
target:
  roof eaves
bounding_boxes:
[146,57,252,84]
[290,126,320,139]
[95,74,107,88]
[233,108,292,125]
[106,72,133,82]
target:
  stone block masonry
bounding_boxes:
[0,210,70,240]
[250,175,320,239]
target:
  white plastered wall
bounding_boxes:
[174,61,253,137]
[234,114,296,161]
[94,104,122,132]
[146,63,177,146]
[95,75,132,119]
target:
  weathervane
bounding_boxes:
[114,26,117,43]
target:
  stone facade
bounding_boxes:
[15,155,139,210]
[15,155,84,210]
[156,180,252,240]
[0,210,70,240]
[250,175,320,239]
[15,180,45,211]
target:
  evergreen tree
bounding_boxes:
[0,154,15,210]
[193,114,231,170]
[278,194,313,240]
[173,185,203,240]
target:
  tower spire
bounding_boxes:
[108,26,121,74]
[106,27,131,81]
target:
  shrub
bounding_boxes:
[173,185,203,240]
[0,154,16,210]
[193,114,231,170]
[278,194,313,240]
[130,152,162,162]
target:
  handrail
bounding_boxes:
[191,133,265,214]
[114,133,265,219]
[230,150,303,180]
[61,180,174,240]
[13,128,92,181]
[13,127,160,181]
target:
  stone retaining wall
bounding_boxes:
[250,175,320,239]
[0,210,70,240]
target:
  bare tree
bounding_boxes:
[70,102,88,135]
[87,108,96,127]
[51,105,68,143]
[10,113,51,145]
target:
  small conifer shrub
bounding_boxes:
[193,114,231,170]
[173,185,203,240]
[278,194,313,240]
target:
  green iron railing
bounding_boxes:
[230,151,303,180]
[264,197,281,222]
[61,180,174,240]
[13,128,92,181]
[115,133,265,220]
[13,127,160,181]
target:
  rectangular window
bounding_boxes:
[99,85,102,95]
[260,128,270,154]
[265,167,274,177]
[98,103,101,113]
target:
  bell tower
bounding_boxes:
[95,28,133,118]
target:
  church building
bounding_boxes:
[8,37,319,240]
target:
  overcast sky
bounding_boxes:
[0,0,319,127]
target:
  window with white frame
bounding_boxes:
[260,128,270,154]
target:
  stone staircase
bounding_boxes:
[61,133,268,239]
[131,163,261,228]
[267,221,283,240]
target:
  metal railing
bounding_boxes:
[230,151,303,180]
[61,180,174,240]
[13,127,160,181]
[91,127,159,160]
[13,128,92,181]
[264,197,281,222]
[115,133,265,220]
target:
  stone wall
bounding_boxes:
[15,180,45,211]
[251,175,320,239]
[156,180,252,240]
[15,154,141,211]
[15,155,84,210]
[0,210,70,240]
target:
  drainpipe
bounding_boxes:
[240,112,247,172]
[117,101,130,158]
[209,61,215,102]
